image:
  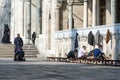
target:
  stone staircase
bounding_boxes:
[0,44,39,58]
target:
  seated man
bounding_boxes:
[87,44,106,59]
[67,50,78,58]
[93,48,102,59]
[77,46,87,58]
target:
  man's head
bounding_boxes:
[17,33,20,37]
[82,46,86,50]
[74,50,78,54]
[97,44,102,49]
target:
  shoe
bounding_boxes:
[22,59,26,61]
[14,59,17,61]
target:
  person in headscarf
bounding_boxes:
[1,24,10,43]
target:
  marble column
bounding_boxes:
[37,0,42,34]
[26,0,31,39]
[96,0,100,25]
[55,9,60,31]
[112,35,118,60]
[111,0,116,24]
[54,0,62,57]
[83,0,88,28]
[111,0,117,60]
[92,0,97,26]
[68,4,73,30]
[55,1,62,31]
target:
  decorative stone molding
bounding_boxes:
[54,24,120,39]
[80,37,87,42]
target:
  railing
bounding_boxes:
[55,24,120,39]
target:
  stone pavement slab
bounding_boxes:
[0,58,119,80]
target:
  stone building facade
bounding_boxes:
[0,0,11,42]
[2,0,120,60]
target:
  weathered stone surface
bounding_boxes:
[0,58,119,80]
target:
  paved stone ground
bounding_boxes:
[0,58,120,80]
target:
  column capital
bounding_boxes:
[67,3,73,6]
[84,0,88,2]
[25,0,31,2]
[55,0,62,9]
[67,0,75,6]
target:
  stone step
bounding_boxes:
[0,52,38,55]
[0,55,37,58]
[0,44,38,58]
[0,51,38,55]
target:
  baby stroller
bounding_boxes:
[14,48,25,61]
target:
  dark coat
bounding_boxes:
[14,37,23,52]
[1,24,10,43]
[67,51,75,58]
[88,31,95,46]
[95,30,103,45]
[32,32,36,44]
[74,33,79,50]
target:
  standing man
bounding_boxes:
[32,32,36,45]
[14,33,23,61]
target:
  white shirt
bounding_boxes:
[78,48,86,58]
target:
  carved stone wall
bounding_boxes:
[0,0,11,43]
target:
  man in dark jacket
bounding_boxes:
[87,44,106,59]
[14,34,23,61]
[67,50,78,58]
[32,32,36,45]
